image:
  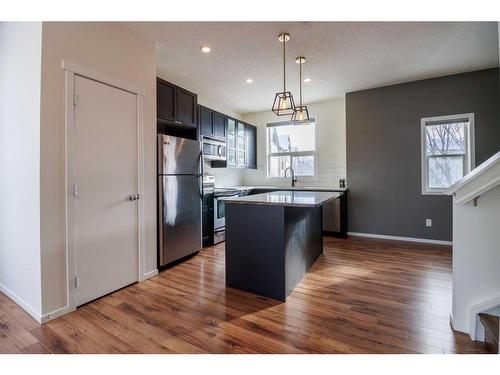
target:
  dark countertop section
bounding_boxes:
[224,190,341,208]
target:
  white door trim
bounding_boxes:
[62,60,146,96]
[62,62,147,319]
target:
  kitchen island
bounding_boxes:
[224,190,341,301]
[220,185,348,237]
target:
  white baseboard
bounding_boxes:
[141,269,158,281]
[2,269,160,325]
[450,313,469,335]
[347,232,453,246]
[469,293,500,340]
[40,305,75,323]
[0,282,42,323]
[40,270,158,323]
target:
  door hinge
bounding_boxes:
[73,184,79,197]
[73,93,78,107]
[75,276,80,288]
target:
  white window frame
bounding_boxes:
[266,119,318,181]
[421,113,475,195]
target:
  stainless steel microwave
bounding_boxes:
[202,137,226,161]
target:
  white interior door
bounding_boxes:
[73,75,139,306]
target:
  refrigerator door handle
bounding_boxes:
[198,150,203,198]
[157,134,163,175]
[198,149,203,176]
[157,176,164,267]
[198,174,203,199]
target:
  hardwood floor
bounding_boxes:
[0,236,492,354]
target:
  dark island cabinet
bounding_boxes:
[157,77,197,128]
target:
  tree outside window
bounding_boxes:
[421,114,474,194]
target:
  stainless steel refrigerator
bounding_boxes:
[157,134,202,267]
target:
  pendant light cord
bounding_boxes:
[299,60,303,107]
[283,37,286,92]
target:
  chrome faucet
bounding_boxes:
[284,167,297,187]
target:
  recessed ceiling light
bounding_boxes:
[246,78,253,83]
[304,78,311,83]
[200,46,211,53]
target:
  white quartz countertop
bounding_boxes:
[224,190,341,207]
[219,185,347,192]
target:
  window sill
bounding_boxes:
[422,190,447,196]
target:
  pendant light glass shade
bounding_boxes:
[292,106,310,122]
[272,92,296,116]
[272,33,296,116]
[291,56,310,124]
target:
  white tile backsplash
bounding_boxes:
[242,163,346,189]
[203,161,245,187]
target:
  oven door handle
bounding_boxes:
[216,194,240,200]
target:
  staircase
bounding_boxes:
[445,151,500,351]
[479,313,499,353]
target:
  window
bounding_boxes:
[267,120,316,178]
[421,113,474,195]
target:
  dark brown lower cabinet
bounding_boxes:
[202,193,214,247]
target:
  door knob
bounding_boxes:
[128,194,139,201]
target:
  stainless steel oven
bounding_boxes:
[213,189,243,244]
[202,136,226,161]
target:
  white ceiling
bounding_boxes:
[125,22,499,114]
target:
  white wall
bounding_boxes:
[39,22,157,317]
[0,22,43,320]
[452,184,500,335]
[241,98,346,188]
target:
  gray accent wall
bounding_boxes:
[346,68,500,241]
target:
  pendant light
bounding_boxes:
[291,56,310,123]
[272,33,296,116]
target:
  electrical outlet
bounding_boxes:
[426,219,432,227]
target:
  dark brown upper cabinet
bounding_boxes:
[198,104,257,169]
[157,77,197,128]
[176,88,197,127]
[245,124,257,169]
[199,105,213,137]
[212,111,226,139]
[156,79,176,123]
[199,105,226,140]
